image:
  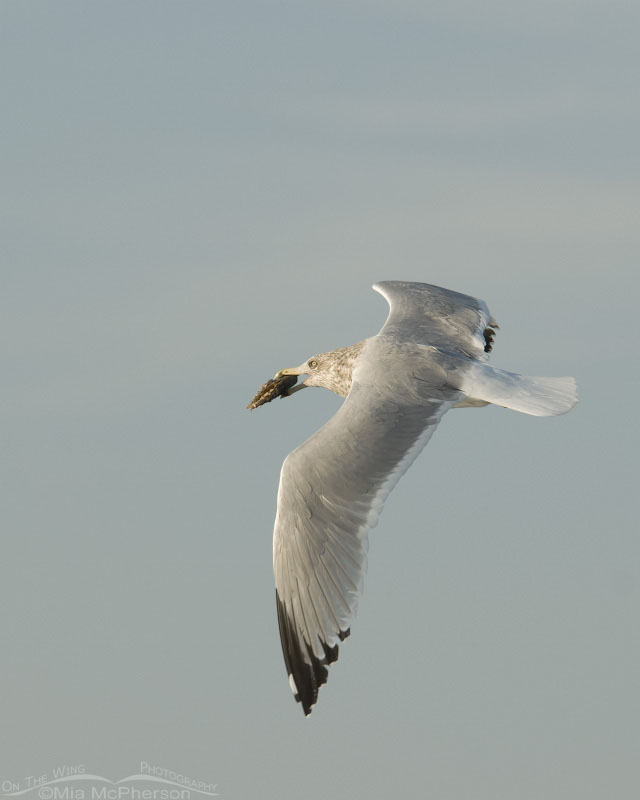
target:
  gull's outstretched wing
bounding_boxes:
[273,340,461,715]
[373,281,498,359]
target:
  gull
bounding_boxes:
[257,281,577,716]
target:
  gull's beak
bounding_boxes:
[274,365,307,379]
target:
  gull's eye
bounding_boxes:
[308,359,318,369]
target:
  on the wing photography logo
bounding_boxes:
[0,764,219,800]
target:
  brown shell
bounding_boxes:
[247,374,298,410]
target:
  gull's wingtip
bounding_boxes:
[372,281,394,308]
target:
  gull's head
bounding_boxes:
[275,343,364,398]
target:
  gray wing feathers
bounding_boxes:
[373,281,496,358]
[273,373,459,715]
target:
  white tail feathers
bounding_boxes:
[459,362,578,417]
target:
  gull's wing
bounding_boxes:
[373,281,497,359]
[374,282,577,416]
[273,343,461,715]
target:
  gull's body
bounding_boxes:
[265,281,577,716]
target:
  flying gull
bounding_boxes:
[249,281,577,716]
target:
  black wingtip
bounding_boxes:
[483,324,498,353]
[276,590,348,716]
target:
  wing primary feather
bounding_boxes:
[276,590,342,717]
[290,532,337,658]
[310,565,347,636]
[321,542,363,596]
[315,558,354,627]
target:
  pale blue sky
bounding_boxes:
[1,2,638,798]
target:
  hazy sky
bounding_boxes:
[2,2,638,799]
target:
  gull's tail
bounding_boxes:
[458,362,578,417]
